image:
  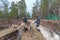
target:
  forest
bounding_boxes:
[0,0,60,20]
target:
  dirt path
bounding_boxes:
[21,30,45,40]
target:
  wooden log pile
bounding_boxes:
[0,19,59,40]
[0,23,21,40]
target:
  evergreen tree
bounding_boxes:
[0,10,3,18]
[25,12,30,18]
[32,0,40,18]
[9,1,18,18]
[17,0,26,17]
[2,0,9,18]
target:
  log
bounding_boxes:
[0,24,20,38]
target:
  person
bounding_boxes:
[34,16,40,31]
[23,16,28,32]
[34,16,40,27]
[23,16,27,24]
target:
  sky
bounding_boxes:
[25,0,36,15]
[8,0,36,16]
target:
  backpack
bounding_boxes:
[23,17,27,22]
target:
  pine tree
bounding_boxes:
[2,0,9,18]
[17,0,26,17]
[9,1,18,18]
[32,0,40,18]
[0,10,3,18]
